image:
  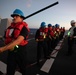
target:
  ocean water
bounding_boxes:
[30,28,38,35]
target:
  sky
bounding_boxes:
[0,0,76,29]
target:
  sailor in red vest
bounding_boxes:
[52,25,57,49]
[0,9,30,75]
[60,27,65,40]
[47,24,54,54]
[55,24,60,44]
[35,22,50,65]
[63,27,65,35]
[60,27,63,40]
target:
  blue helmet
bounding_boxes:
[11,9,25,19]
[55,24,60,27]
[40,22,46,28]
[48,24,52,27]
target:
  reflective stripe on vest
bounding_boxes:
[38,28,47,39]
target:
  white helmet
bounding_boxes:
[71,20,76,24]
[70,20,76,27]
